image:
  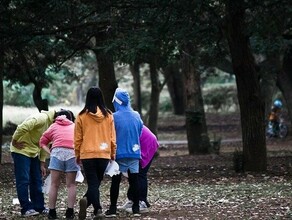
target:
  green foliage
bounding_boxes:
[203,85,238,112]
[159,96,173,112]
[3,81,34,107]
[3,78,79,107]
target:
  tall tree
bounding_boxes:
[224,0,267,171]
[129,61,142,114]
[181,42,211,154]
[163,62,185,115]
[0,52,3,164]
[147,57,160,135]
[94,49,118,111]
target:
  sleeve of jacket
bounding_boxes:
[39,148,48,162]
[74,116,83,159]
[110,116,117,160]
[39,125,53,148]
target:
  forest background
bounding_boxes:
[1,1,292,219]
[1,0,292,171]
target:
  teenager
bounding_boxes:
[74,87,116,219]
[11,109,58,217]
[105,88,143,218]
[39,110,78,219]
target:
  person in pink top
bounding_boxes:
[39,110,78,219]
[119,125,159,213]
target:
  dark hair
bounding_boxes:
[79,87,111,117]
[56,109,75,122]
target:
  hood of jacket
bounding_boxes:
[112,88,132,111]
[55,115,74,126]
[87,108,105,122]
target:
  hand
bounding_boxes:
[76,157,81,165]
[40,162,47,177]
[12,139,26,150]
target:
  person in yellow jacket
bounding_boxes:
[10,109,58,217]
[74,87,116,219]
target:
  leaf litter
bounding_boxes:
[0,152,291,219]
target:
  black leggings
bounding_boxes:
[82,158,109,211]
[110,171,139,209]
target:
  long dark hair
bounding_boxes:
[79,87,111,117]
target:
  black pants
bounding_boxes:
[110,171,139,211]
[127,159,153,203]
[82,158,109,212]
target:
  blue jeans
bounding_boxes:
[11,152,45,215]
[81,158,109,213]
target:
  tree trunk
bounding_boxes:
[32,83,48,112]
[163,63,185,115]
[147,58,160,136]
[93,49,118,112]
[129,61,142,114]
[278,45,292,125]
[225,0,267,171]
[181,42,210,155]
[0,53,3,164]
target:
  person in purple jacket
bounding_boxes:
[119,125,159,213]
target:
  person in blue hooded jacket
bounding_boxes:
[105,88,143,218]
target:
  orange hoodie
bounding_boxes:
[74,108,116,160]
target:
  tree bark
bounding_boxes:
[278,45,292,125]
[129,61,142,114]
[32,83,48,112]
[181,42,210,155]
[163,63,185,115]
[0,52,3,164]
[93,49,118,112]
[224,0,267,171]
[147,58,160,136]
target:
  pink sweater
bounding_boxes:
[39,115,74,150]
[140,125,159,168]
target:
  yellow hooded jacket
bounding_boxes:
[10,110,56,162]
[74,108,116,160]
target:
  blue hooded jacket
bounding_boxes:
[112,88,143,160]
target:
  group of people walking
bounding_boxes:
[10,87,159,219]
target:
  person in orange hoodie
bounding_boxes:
[74,87,116,219]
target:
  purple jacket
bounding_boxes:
[140,125,159,168]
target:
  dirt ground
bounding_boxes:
[0,112,292,219]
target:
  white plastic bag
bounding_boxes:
[105,161,120,177]
[42,174,51,194]
[75,170,84,183]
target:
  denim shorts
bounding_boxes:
[49,156,79,172]
[117,158,139,174]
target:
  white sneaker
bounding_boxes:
[117,200,133,210]
[22,209,39,217]
[125,201,149,214]
[139,201,149,213]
